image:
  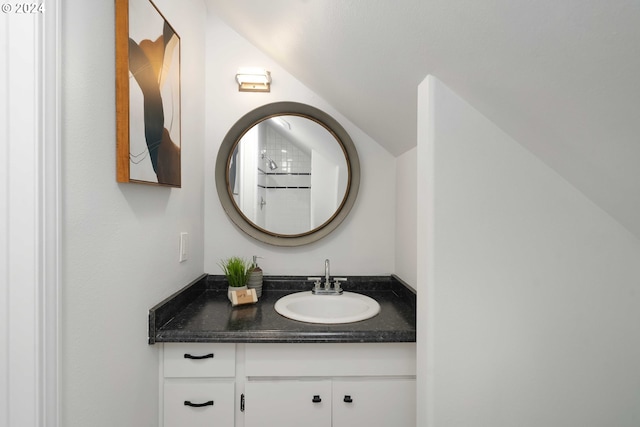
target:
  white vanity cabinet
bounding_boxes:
[332,378,416,426]
[161,343,236,427]
[159,342,416,427]
[244,379,332,427]
[244,377,415,427]
[243,343,416,427]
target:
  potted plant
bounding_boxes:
[219,256,250,302]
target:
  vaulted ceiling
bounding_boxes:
[205,0,640,238]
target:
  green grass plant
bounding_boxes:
[219,256,250,287]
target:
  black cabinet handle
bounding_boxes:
[184,400,214,407]
[312,395,322,403]
[184,353,214,360]
[343,395,353,403]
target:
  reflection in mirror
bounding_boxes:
[216,102,360,246]
[229,115,349,235]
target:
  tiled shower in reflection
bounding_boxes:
[258,122,312,234]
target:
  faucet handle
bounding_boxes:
[307,277,322,290]
[333,277,347,292]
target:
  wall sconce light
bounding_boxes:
[236,67,271,92]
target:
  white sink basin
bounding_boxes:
[274,291,380,324]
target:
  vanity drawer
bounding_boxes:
[164,343,236,378]
[164,380,234,427]
[245,343,416,377]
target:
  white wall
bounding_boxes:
[310,150,338,229]
[61,1,206,426]
[419,75,640,426]
[238,125,259,221]
[204,14,396,276]
[395,148,417,289]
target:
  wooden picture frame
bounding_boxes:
[115,0,181,187]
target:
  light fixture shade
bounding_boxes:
[236,67,271,92]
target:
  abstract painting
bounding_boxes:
[116,0,181,187]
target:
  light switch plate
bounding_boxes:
[179,232,188,262]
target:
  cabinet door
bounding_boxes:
[333,379,416,427]
[164,380,234,427]
[245,380,331,427]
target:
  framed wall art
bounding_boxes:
[115,0,181,187]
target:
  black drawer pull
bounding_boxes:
[312,395,322,403]
[184,353,214,360]
[344,395,353,403]
[184,400,214,408]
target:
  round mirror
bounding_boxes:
[215,102,360,246]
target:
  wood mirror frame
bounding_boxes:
[215,102,360,246]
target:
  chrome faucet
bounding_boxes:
[324,259,331,288]
[308,259,346,295]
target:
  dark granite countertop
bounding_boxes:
[149,274,416,344]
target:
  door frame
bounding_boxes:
[1,2,60,426]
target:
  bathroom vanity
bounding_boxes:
[150,274,417,427]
